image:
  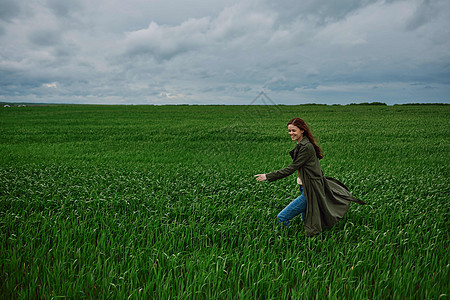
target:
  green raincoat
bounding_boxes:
[266,137,365,237]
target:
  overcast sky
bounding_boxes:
[1,0,449,105]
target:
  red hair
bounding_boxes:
[287,118,323,159]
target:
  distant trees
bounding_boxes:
[349,102,387,106]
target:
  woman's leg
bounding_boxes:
[277,185,307,227]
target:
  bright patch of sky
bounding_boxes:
[1,0,449,104]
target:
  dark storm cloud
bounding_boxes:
[0,0,21,22]
[267,0,379,24]
[405,0,443,30]
[28,29,61,47]
[47,0,82,18]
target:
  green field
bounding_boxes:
[1,104,449,299]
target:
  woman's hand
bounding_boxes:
[254,174,267,182]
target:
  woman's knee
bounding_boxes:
[277,212,287,224]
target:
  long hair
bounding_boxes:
[287,118,323,159]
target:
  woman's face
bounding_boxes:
[288,124,304,143]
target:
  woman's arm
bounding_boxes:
[265,143,314,182]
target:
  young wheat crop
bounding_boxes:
[0,104,448,299]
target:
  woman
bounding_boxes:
[255,118,365,237]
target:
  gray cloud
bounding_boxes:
[405,0,442,30]
[125,18,210,61]
[0,0,449,104]
[47,0,82,18]
[28,29,61,46]
[0,0,21,22]
[267,0,379,25]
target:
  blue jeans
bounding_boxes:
[277,185,306,227]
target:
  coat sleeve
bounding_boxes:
[266,143,314,182]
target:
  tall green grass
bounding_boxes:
[1,104,449,299]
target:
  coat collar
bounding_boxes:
[299,136,310,146]
[294,136,310,150]
[290,136,310,159]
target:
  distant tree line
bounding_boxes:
[349,102,387,106]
